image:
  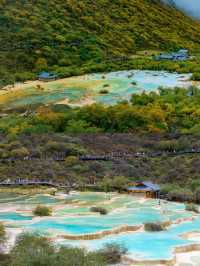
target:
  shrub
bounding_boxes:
[9,234,106,266]
[56,246,106,266]
[166,187,193,202]
[112,176,128,192]
[191,72,200,81]
[99,89,109,94]
[0,223,5,242]
[194,187,200,203]
[10,147,29,158]
[185,203,199,213]
[10,233,54,266]
[99,243,127,264]
[103,84,110,88]
[33,205,52,216]
[190,180,200,192]
[0,223,6,254]
[90,206,108,215]
[100,177,113,193]
[144,222,165,232]
[131,81,137,85]
[64,156,78,166]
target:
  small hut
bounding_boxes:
[127,181,160,198]
[38,72,57,81]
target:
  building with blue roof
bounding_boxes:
[127,181,160,198]
[38,72,57,81]
[155,49,189,61]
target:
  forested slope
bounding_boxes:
[1,0,200,85]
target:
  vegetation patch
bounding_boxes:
[191,73,200,81]
[131,81,137,86]
[0,233,127,266]
[33,205,52,217]
[2,87,200,135]
[99,243,127,264]
[90,206,108,215]
[99,89,109,94]
[0,223,6,244]
[144,222,166,232]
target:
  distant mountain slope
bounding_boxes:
[0,0,200,84]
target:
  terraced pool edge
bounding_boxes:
[59,224,141,240]
[122,243,200,266]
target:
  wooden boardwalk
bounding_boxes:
[1,148,200,164]
[79,148,200,160]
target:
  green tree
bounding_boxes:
[9,234,106,266]
[10,234,56,266]
[112,176,128,192]
[65,120,101,133]
[35,58,48,72]
[0,223,6,253]
[100,177,113,192]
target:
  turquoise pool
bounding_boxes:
[64,230,191,260]
[91,70,192,105]
[0,212,32,221]
[10,88,87,108]
[0,192,199,261]
[27,220,112,235]
[57,215,200,260]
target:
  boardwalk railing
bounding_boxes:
[79,148,200,161]
[1,148,200,163]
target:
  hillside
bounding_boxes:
[1,133,200,202]
[1,0,200,86]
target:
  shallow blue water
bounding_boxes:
[0,212,32,221]
[24,205,191,238]
[25,195,60,204]
[91,70,192,105]
[59,219,200,260]
[84,231,191,260]
[1,192,199,260]
[28,220,112,234]
[11,88,86,107]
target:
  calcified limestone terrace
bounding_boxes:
[0,70,192,109]
[1,191,200,265]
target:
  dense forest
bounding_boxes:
[1,0,200,86]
